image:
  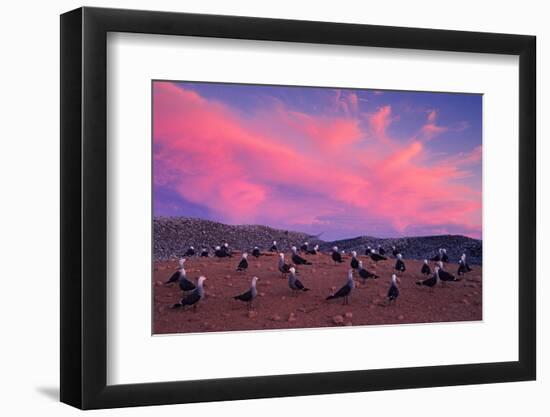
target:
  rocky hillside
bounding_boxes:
[154,217,323,259]
[153,217,482,264]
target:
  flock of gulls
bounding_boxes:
[163,241,474,313]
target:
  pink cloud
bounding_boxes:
[276,109,363,148]
[348,93,359,113]
[333,90,359,115]
[383,141,423,169]
[366,105,394,144]
[419,110,449,140]
[153,82,482,238]
[441,145,482,168]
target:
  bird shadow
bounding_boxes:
[35,386,59,401]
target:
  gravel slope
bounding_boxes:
[154,217,482,264]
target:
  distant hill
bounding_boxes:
[153,217,482,264]
[322,234,482,264]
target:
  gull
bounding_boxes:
[171,276,206,311]
[350,251,359,270]
[326,269,355,305]
[394,253,406,272]
[331,246,343,263]
[292,246,312,265]
[387,274,400,305]
[236,253,249,271]
[278,253,293,277]
[358,260,378,283]
[233,276,259,310]
[421,259,431,275]
[288,267,310,296]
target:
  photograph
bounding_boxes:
[152,80,483,334]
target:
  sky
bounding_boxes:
[153,81,482,240]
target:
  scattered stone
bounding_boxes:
[153,218,325,260]
[281,296,286,300]
[271,314,281,321]
[158,306,165,314]
[155,281,164,287]
[259,292,266,297]
[345,322,353,326]
[248,311,258,318]
[332,315,344,325]
[462,298,470,305]
[345,312,353,319]
[397,315,404,320]
[288,313,297,322]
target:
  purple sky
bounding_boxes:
[153,81,482,240]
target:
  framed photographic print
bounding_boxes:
[60,6,536,409]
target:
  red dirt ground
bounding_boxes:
[153,252,482,334]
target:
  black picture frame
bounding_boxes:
[60,6,536,410]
